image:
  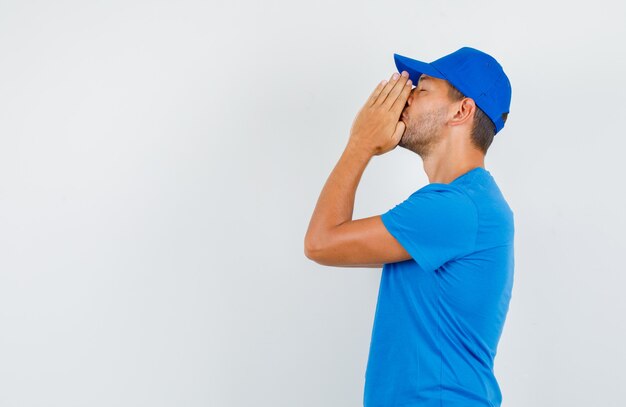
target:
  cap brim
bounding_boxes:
[394,53,446,84]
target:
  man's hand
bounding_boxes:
[347,70,412,156]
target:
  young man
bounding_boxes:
[304,47,515,407]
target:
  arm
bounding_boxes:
[304,71,413,267]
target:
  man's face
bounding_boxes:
[399,74,453,157]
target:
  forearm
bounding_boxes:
[305,144,372,251]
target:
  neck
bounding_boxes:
[421,135,485,184]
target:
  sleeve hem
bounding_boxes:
[380,211,437,272]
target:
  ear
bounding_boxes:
[449,97,476,128]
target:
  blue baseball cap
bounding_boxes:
[394,47,511,134]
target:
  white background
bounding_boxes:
[1,1,625,406]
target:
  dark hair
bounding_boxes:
[446,83,508,155]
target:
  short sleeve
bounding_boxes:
[380,185,478,272]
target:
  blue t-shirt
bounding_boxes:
[364,167,515,407]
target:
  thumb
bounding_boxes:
[393,121,406,144]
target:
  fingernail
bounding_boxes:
[392,73,399,80]
[401,71,408,77]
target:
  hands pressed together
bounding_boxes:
[348,70,412,157]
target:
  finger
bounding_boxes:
[382,73,411,110]
[367,79,388,106]
[374,71,404,107]
[390,79,413,115]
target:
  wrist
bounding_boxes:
[345,141,374,161]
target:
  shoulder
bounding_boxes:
[383,183,478,235]
[407,183,477,214]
